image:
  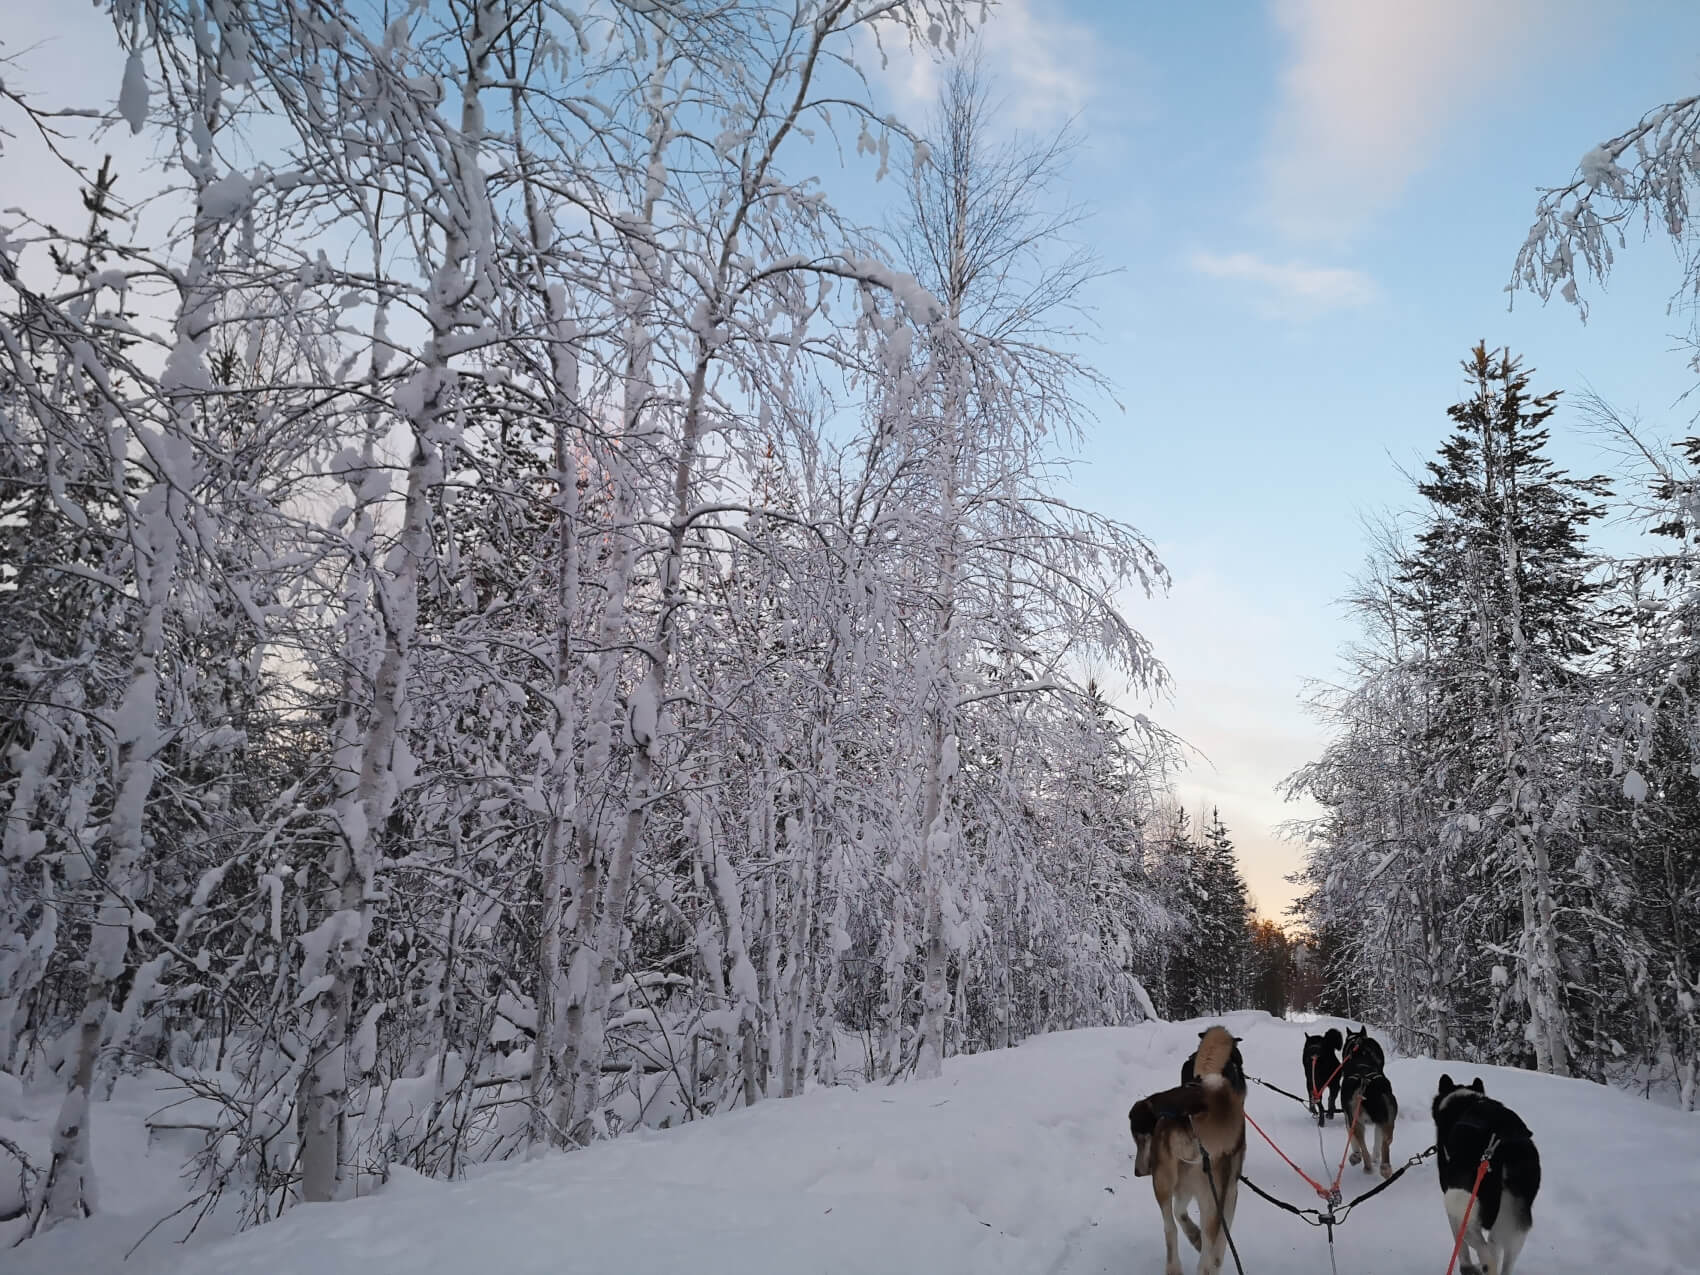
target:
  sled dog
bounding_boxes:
[1301,1027,1343,1120]
[1339,1025,1397,1179]
[1432,1075,1541,1275]
[1180,1030,1247,1095]
[1128,1026,1246,1275]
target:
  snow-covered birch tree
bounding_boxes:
[1,3,1204,1244]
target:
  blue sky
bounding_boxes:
[871,0,1700,915]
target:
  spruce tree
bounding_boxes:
[1155,806,1204,1018]
[1199,808,1252,1013]
[1396,344,1608,1074]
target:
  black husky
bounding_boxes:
[1339,1025,1397,1179]
[1180,1029,1247,1095]
[1433,1075,1540,1275]
[1302,1028,1343,1121]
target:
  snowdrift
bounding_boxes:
[13,1012,1699,1274]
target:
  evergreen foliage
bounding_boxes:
[1292,344,1700,1094]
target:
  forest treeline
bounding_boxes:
[0,0,1294,1236]
[1291,64,1700,1113]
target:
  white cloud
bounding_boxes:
[1263,0,1589,239]
[871,0,1106,129]
[1190,249,1377,316]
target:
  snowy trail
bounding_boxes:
[23,1012,1700,1275]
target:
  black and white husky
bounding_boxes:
[1432,1075,1541,1275]
[1339,1025,1397,1178]
[1301,1028,1343,1121]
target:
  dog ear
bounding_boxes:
[1325,1029,1342,1049]
[1437,1073,1454,1092]
[1470,1077,1485,1093]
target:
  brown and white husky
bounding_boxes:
[1128,1026,1247,1275]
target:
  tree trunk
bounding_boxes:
[530,411,579,1151]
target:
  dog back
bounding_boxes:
[1341,1026,1385,1073]
[1133,1027,1247,1174]
[1302,1030,1342,1092]
[1433,1082,1541,1231]
[1344,1069,1398,1127]
[1129,1083,1207,1177]
[1340,1027,1395,1126]
[1187,1027,1248,1161]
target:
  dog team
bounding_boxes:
[1128,1024,1542,1275]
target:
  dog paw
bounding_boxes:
[1347,1150,1361,1165]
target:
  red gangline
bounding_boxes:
[1244,1111,1332,1200]
[1247,1086,1364,1203]
[1308,1054,1346,1105]
[1443,1155,1493,1275]
[1332,1096,1365,1190]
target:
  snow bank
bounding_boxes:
[3,1071,234,1268]
[13,1013,1699,1274]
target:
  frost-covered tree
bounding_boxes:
[872,56,1169,1078]
[1513,55,1700,1103]
[1404,345,1607,1075]
[1517,87,1700,376]
[1,3,1200,1246]
[1293,347,1615,1076]
[1146,805,1251,1020]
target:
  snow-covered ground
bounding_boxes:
[12,1011,1699,1273]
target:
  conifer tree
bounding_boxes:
[1198,809,1252,1014]
[1399,345,1607,1074]
[1297,345,1609,1072]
